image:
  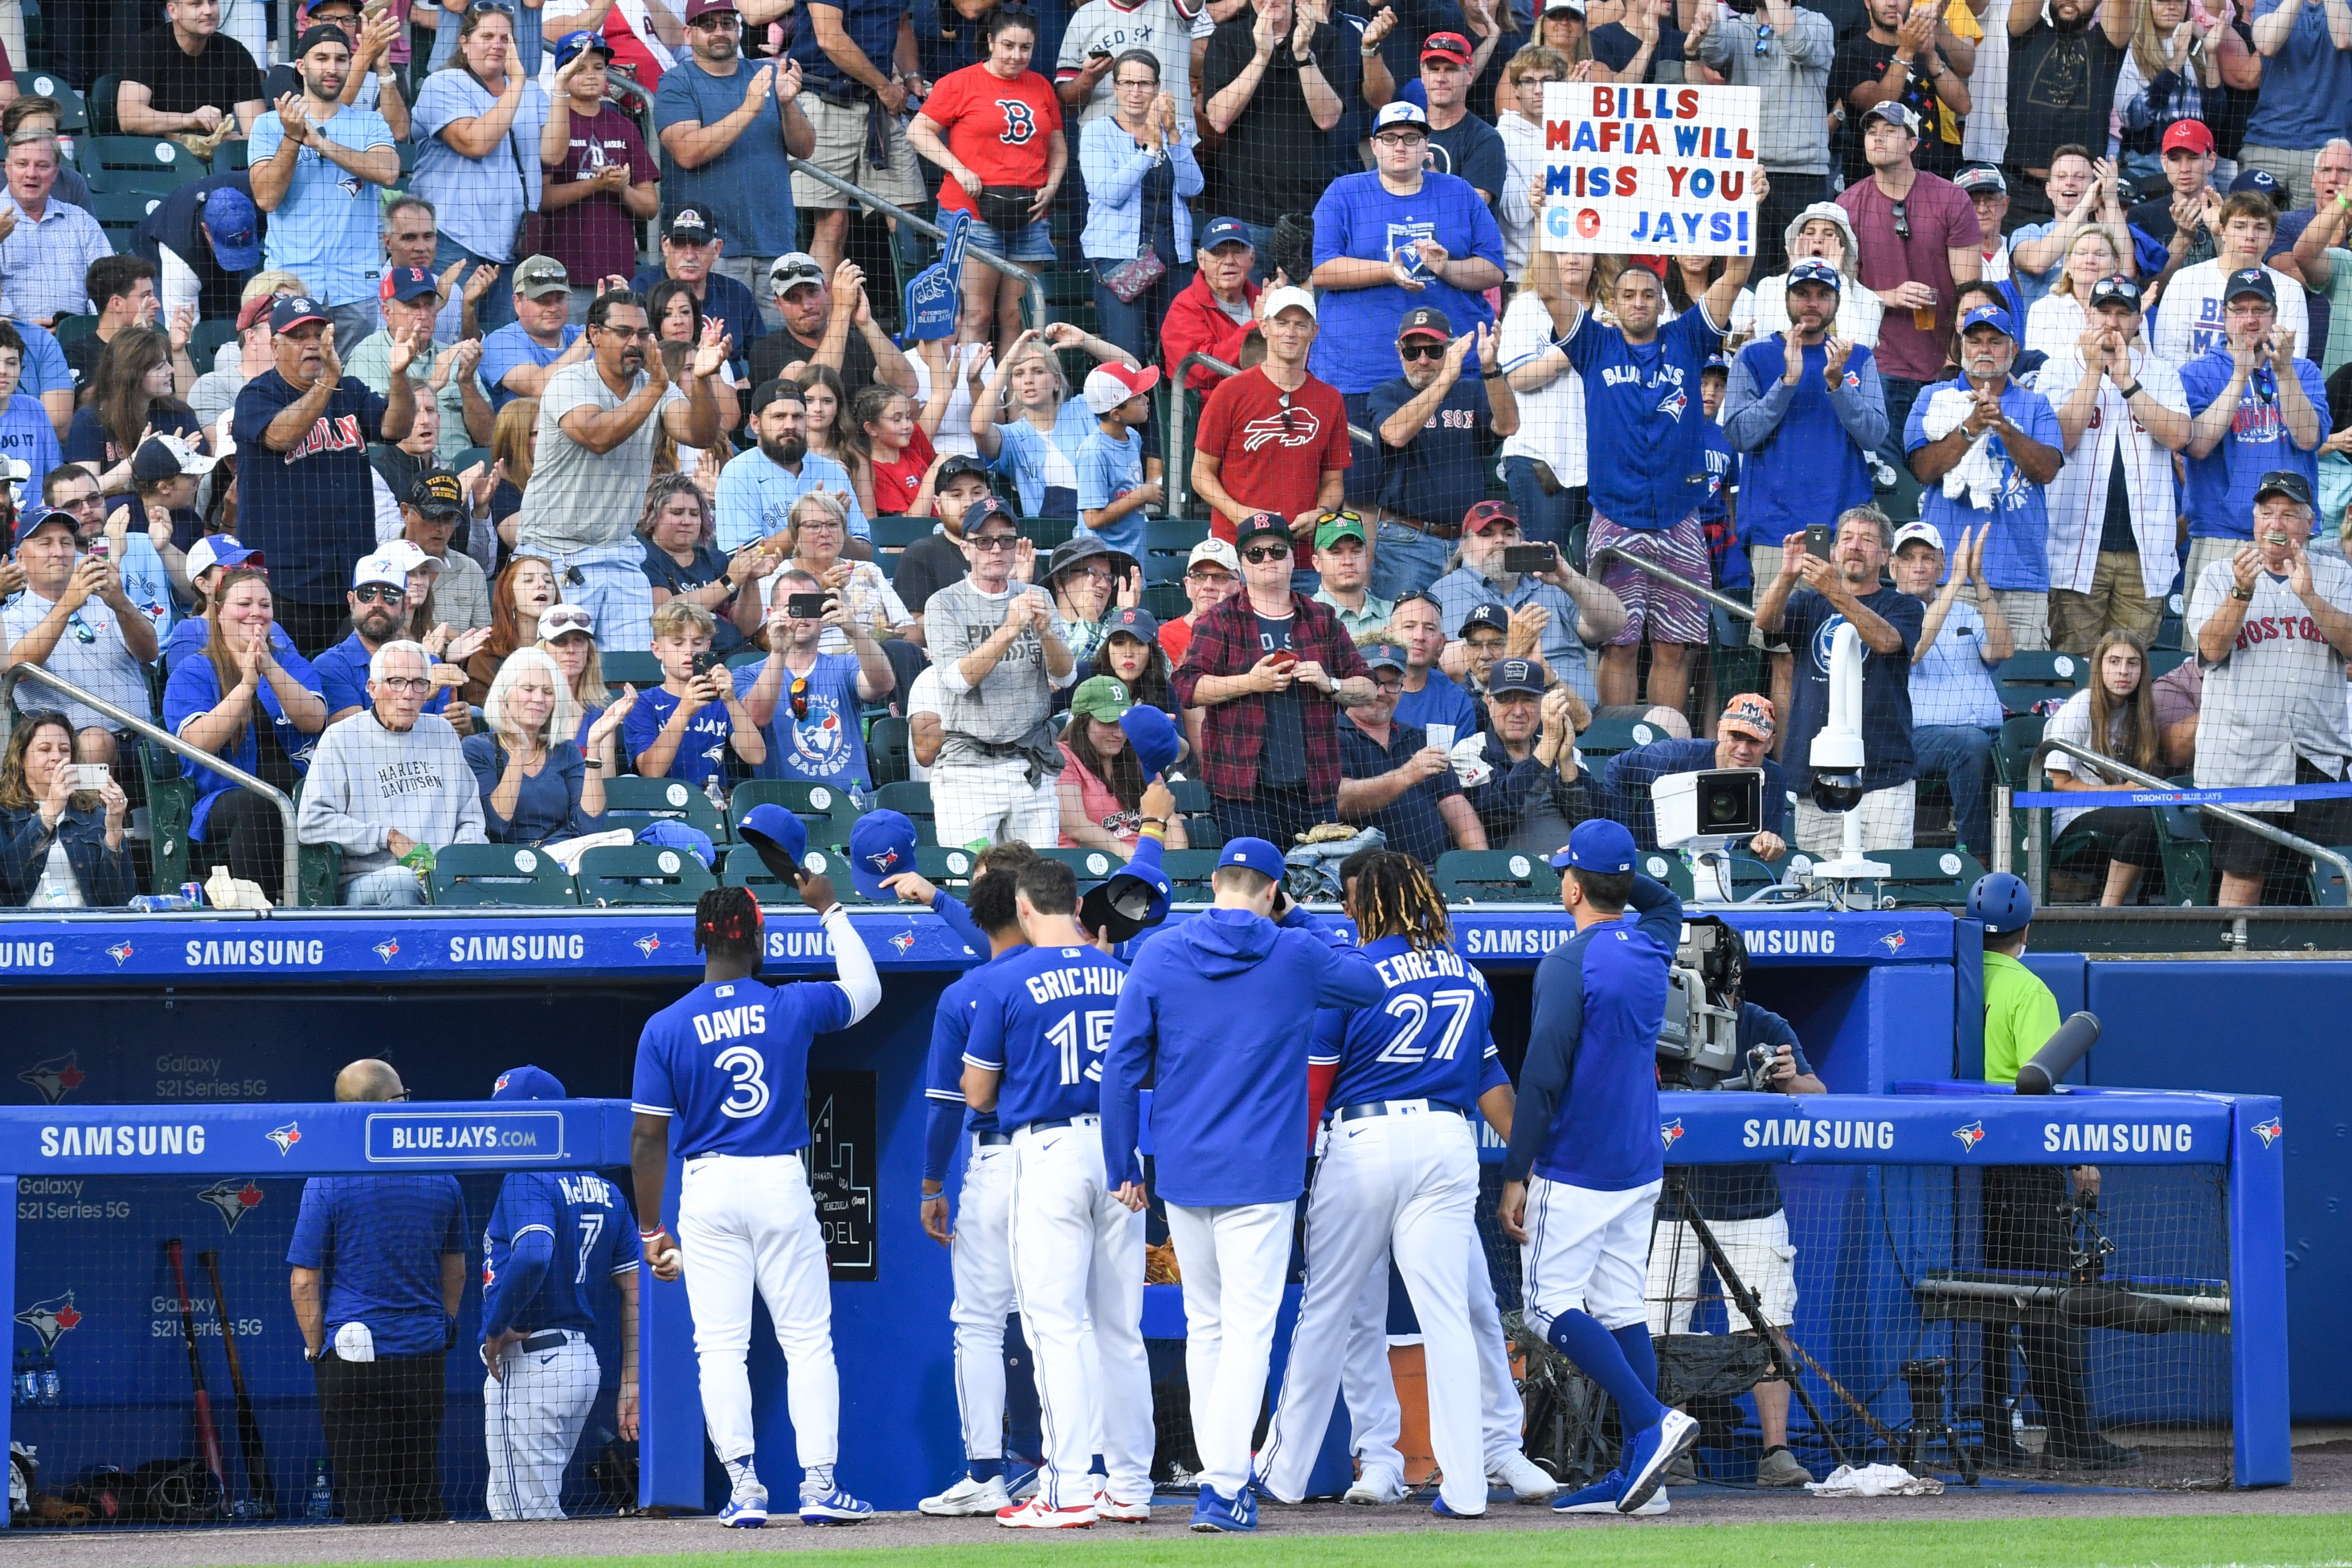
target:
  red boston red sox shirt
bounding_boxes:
[920,63,1063,218]
[1192,366,1352,541]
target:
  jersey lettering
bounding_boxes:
[1045,1008,1116,1085]
[575,1211,604,1284]
[693,1003,768,1044]
[714,1044,771,1118]
[999,99,1036,144]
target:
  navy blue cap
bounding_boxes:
[492,1065,566,1101]
[2088,273,2142,312]
[1361,643,1407,673]
[1460,601,1510,637]
[2225,266,2276,305]
[2231,167,2282,199]
[13,506,74,544]
[271,294,330,333]
[380,264,439,303]
[1785,257,1842,294]
[1959,303,2017,340]
[1218,837,1285,875]
[1488,657,1546,696]
[737,802,808,885]
[848,808,918,901]
[1199,216,1252,253]
[1103,603,1160,643]
[1120,703,1182,783]
[1551,818,1635,873]
[1968,870,2034,935]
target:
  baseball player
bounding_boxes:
[1499,819,1695,1516]
[1101,837,1386,1533]
[479,1064,640,1520]
[630,872,883,1527]
[962,857,1154,1527]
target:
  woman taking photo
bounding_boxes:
[1080,51,1203,368]
[463,553,562,706]
[2044,630,2169,906]
[160,568,329,904]
[1056,675,1187,854]
[971,324,1130,516]
[0,711,134,908]
[637,472,760,654]
[2025,227,2130,359]
[742,491,910,653]
[906,5,1067,353]
[65,326,206,495]
[466,645,634,845]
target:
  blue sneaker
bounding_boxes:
[1618,1409,1698,1514]
[1189,1485,1256,1533]
[1553,1469,1669,1516]
[718,1485,768,1528]
[799,1485,874,1525]
[1430,1494,1484,1520]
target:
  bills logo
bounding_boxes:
[1952,1120,1987,1153]
[266,1121,301,1156]
[195,1179,264,1231]
[1660,1117,1685,1151]
[14,1292,82,1352]
[635,934,662,958]
[373,938,400,963]
[2253,1116,2283,1148]
[106,941,134,966]
[890,930,916,955]
[1879,931,1908,954]
[1237,405,1324,453]
[18,1051,86,1105]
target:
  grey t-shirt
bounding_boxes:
[2188,551,2352,804]
[515,360,684,557]
[924,576,1073,765]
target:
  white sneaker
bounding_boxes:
[1096,1493,1152,1523]
[996,1496,1097,1528]
[920,1473,1011,1517]
[1488,1451,1558,1503]
[1344,1469,1409,1505]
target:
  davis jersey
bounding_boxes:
[926,948,1022,1137]
[962,944,1128,1131]
[631,977,856,1156]
[1311,935,1507,1112]
[482,1170,635,1336]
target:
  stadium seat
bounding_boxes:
[1039,846,1126,881]
[2143,647,2191,681]
[49,312,98,346]
[1995,649,2088,717]
[140,741,195,895]
[872,780,937,845]
[1994,712,2048,789]
[90,189,162,246]
[1159,847,1220,896]
[1635,849,1696,897]
[428,843,579,906]
[80,135,204,198]
[1578,713,1676,761]
[87,76,122,136]
[451,446,493,473]
[24,75,90,132]
[598,775,728,839]
[600,651,666,691]
[721,843,794,900]
[1180,812,1223,851]
[188,315,238,373]
[866,716,911,787]
[212,138,249,173]
[577,843,717,905]
[1871,846,1987,907]
[1019,515,1074,551]
[1166,776,1211,815]
[866,515,935,553]
[1433,849,1562,903]
[1143,582,1188,624]
[730,779,862,853]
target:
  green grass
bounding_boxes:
[297,1513,2352,1568]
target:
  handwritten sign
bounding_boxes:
[1539,82,1762,257]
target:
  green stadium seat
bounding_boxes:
[1578,713,1676,761]
[577,843,717,905]
[297,841,343,907]
[1433,849,1561,903]
[188,315,238,373]
[1166,777,1211,814]
[601,651,666,691]
[428,843,579,906]
[1994,712,2047,789]
[1635,849,1696,898]
[50,312,98,347]
[866,716,911,787]
[213,138,249,173]
[915,843,982,891]
[2143,647,2191,681]
[872,780,937,845]
[730,779,862,853]
[1039,846,1126,881]
[24,76,90,133]
[1143,582,1188,624]
[1871,846,1987,906]
[1995,649,2088,717]
[140,742,195,895]
[598,775,727,839]
[1019,516,1075,551]
[1157,847,1220,895]
[87,76,123,136]
[81,134,205,198]
[89,190,163,233]
[866,515,937,552]
[721,844,793,900]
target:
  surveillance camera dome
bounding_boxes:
[1810,771,1863,814]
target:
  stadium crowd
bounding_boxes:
[5,0,2352,911]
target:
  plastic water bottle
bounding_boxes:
[306,1461,333,1521]
[38,1357,60,1407]
[128,894,199,912]
[704,774,728,815]
[11,1352,28,1407]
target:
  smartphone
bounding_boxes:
[1088,42,1113,56]
[786,592,833,620]
[1804,524,1832,560]
[691,650,719,677]
[1267,649,1299,671]
[1502,543,1556,576]
[87,538,110,563]
[64,764,109,792]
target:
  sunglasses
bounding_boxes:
[1890,198,1912,243]
[1242,543,1290,562]
[1399,341,1446,361]
[353,583,405,603]
[970,533,1020,551]
[1754,22,1773,53]
[789,674,809,722]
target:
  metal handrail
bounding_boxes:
[1,660,301,900]
[1166,351,1379,518]
[1592,544,1758,622]
[785,157,1047,336]
[2023,735,2352,905]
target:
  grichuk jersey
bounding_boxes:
[962,943,1128,1132]
[1562,300,1726,532]
[1311,934,1507,1113]
[482,1170,635,1336]
[631,977,856,1156]
[2187,551,2352,799]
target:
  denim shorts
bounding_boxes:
[958,212,1057,264]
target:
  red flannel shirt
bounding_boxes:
[1171,590,1372,802]
[1161,270,1263,392]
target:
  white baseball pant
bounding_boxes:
[678,1152,841,1468]
[1258,1110,1486,1515]
[1165,1199,1293,1500]
[1645,1211,1799,1334]
[950,1136,1016,1465]
[931,757,1060,851]
[1520,1176,1664,1336]
[1009,1116,1154,1508]
[483,1332,599,1520]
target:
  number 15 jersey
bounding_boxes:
[632,977,857,1156]
[962,944,1128,1132]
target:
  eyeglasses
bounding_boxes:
[1516,74,1562,89]
[377,676,432,694]
[1372,133,1427,148]
[353,583,405,603]
[1373,675,1405,692]
[1465,634,1506,651]
[970,533,1020,551]
[55,493,103,512]
[1399,341,1446,361]
[1242,543,1291,562]
[1891,199,1912,243]
[1186,566,1233,582]
[597,324,659,339]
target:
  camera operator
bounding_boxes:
[1647,970,1824,1490]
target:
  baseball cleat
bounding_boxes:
[1189,1485,1256,1532]
[1489,1451,1558,1502]
[920,1473,1011,1516]
[1430,1494,1484,1520]
[798,1486,873,1524]
[1618,1409,1698,1514]
[718,1485,769,1528]
[1754,1447,1812,1488]
[1344,1469,1409,1505]
[1553,1470,1668,1515]
[1096,1493,1152,1523]
[1006,1463,1043,1500]
[997,1496,1096,1528]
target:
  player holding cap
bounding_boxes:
[962,858,1154,1527]
[479,1064,639,1520]
[629,828,883,1528]
[1100,837,1385,1532]
[1499,819,1695,1516]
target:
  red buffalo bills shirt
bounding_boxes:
[1192,366,1352,541]
[230,370,393,602]
[920,63,1064,220]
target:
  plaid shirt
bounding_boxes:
[1172,590,1372,802]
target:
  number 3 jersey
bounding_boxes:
[962,944,1127,1132]
[482,1171,635,1337]
[1311,934,1506,1112]
[632,977,858,1157]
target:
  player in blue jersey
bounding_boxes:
[630,876,883,1528]
[963,856,1154,1527]
[1499,817,1696,1516]
[479,1064,639,1520]
[1100,837,1387,1533]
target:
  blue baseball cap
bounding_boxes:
[1785,257,1842,294]
[637,819,715,870]
[1082,834,1172,944]
[12,506,74,544]
[1198,216,1252,253]
[271,294,330,333]
[847,808,919,901]
[554,28,616,68]
[492,1064,566,1101]
[1218,837,1285,876]
[1487,657,1547,696]
[200,187,261,272]
[1959,303,2017,340]
[1968,870,2034,935]
[736,803,807,884]
[1120,704,1183,784]
[1550,818,1635,873]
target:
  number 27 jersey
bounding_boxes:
[632,977,856,1156]
[962,944,1127,1132]
[1312,934,1506,1112]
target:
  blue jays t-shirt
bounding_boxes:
[1308,169,1505,394]
[1904,378,2065,591]
[481,1170,633,1336]
[0,393,61,505]
[1076,425,1148,559]
[287,1174,467,1357]
[632,975,858,1156]
[1311,934,1505,1112]
[2177,348,2330,540]
[247,106,396,305]
[625,684,736,787]
[925,945,1023,1140]
[745,652,871,785]
[962,943,1129,1130]
[1565,302,1726,531]
[1781,583,1924,792]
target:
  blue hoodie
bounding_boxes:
[1101,903,1384,1207]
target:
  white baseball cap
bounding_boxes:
[1187,537,1241,574]
[1892,520,1944,553]
[1261,285,1318,323]
[539,603,595,641]
[351,551,410,592]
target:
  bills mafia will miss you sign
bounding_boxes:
[1542,82,1761,256]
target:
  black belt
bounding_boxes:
[1014,1114,1099,1136]
[519,1330,573,1353]
[974,1129,1011,1147]
[1332,1099,1465,1124]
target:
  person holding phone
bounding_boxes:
[624,597,768,788]
[0,709,134,909]
[1430,498,1621,707]
[2,506,161,772]
[740,568,894,788]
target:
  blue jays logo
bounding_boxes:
[196,1179,264,1231]
[338,173,363,200]
[889,930,916,955]
[1655,386,1688,420]
[266,1121,301,1156]
[373,938,400,963]
[18,1051,86,1105]
[494,1071,512,1093]
[862,842,903,879]
[1659,1117,1685,1151]
[106,940,134,966]
[1879,931,1908,954]
[1952,1120,1986,1153]
[14,1292,83,1352]
[635,934,662,958]
[2253,1116,2283,1148]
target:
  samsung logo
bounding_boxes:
[38,1124,208,1158]
[184,939,326,968]
[2044,1121,2194,1154]
[0,940,57,968]
[1740,928,1838,955]
[447,934,589,963]
[764,931,837,959]
[1742,1117,1894,1149]
[1463,928,1571,956]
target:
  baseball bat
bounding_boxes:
[164,1240,230,1511]
[199,1248,277,1520]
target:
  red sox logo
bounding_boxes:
[1952,1120,1987,1153]
[2253,1116,2283,1148]
[997,99,1036,145]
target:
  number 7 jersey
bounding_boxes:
[1310,934,1507,1112]
[632,977,858,1156]
[962,944,1127,1132]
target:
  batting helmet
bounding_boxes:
[1968,871,2034,935]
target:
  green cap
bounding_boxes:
[1314,510,1367,551]
[1069,676,1134,723]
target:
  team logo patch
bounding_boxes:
[1659,1117,1684,1151]
[196,1179,264,1231]
[106,941,134,966]
[266,1121,302,1156]
[494,1071,512,1093]
[373,938,400,963]
[1952,1120,1987,1153]
[1655,386,1688,420]
[862,843,903,878]
[14,1292,83,1352]
[635,934,663,958]
[2253,1116,2284,1148]
[1879,931,1908,954]
[18,1051,86,1105]
[889,930,917,955]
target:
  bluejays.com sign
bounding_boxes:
[365,1110,567,1164]
[1541,82,1761,256]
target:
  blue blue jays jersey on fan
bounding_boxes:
[632,977,856,1156]
[963,944,1128,1132]
[1565,303,1726,532]
[1312,935,1508,1113]
[926,947,1023,1139]
[482,1170,635,1336]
